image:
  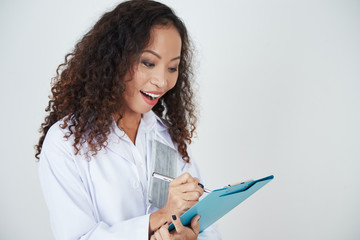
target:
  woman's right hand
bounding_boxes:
[161,172,204,222]
[149,172,204,236]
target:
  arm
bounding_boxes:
[39,126,149,240]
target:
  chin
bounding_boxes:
[126,98,158,115]
[134,105,154,115]
[141,108,153,114]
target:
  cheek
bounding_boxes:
[133,71,148,89]
[124,80,136,97]
[124,71,147,96]
[167,75,178,90]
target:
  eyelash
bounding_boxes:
[142,60,155,67]
[169,67,178,72]
[141,60,178,72]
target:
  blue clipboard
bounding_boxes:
[168,175,274,232]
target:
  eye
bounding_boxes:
[142,60,155,67]
[169,67,178,72]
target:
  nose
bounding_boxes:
[150,69,167,89]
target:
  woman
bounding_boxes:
[35,1,221,239]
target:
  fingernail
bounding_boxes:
[163,221,167,225]
[198,183,204,189]
[172,215,177,220]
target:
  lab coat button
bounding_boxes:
[133,181,140,189]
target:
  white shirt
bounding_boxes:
[39,111,221,240]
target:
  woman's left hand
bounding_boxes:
[150,214,200,240]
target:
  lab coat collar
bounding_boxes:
[108,110,176,153]
[153,114,177,151]
[111,111,156,139]
[106,111,185,177]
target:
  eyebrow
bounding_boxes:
[143,50,180,61]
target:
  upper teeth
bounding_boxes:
[141,91,161,98]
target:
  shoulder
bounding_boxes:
[40,119,75,160]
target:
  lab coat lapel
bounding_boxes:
[105,121,136,165]
[153,117,187,172]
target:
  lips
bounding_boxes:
[140,90,161,100]
[140,90,162,106]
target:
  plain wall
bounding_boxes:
[1,0,359,239]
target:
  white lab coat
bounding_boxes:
[39,111,221,240]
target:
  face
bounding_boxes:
[122,25,182,116]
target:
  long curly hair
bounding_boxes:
[35,0,197,162]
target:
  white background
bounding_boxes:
[1,0,359,239]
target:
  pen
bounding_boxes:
[152,172,211,193]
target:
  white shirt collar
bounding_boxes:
[111,110,166,139]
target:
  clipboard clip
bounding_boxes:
[224,179,253,188]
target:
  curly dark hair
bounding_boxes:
[35,0,197,162]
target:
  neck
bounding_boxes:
[113,110,142,145]
[121,112,142,129]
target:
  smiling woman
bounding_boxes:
[35,0,221,240]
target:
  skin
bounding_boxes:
[150,175,203,240]
[115,25,181,143]
[151,214,201,240]
[115,25,203,239]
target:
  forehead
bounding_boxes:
[145,25,182,55]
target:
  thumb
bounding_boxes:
[190,215,201,235]
[171,214,184,233]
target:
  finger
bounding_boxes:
[158,225,172,240]
[193,177,200,183]
[171,172,194,186]
[154,230,163,240]
[193,177,206,192]
[181,192,202,201]
[197,182,205,191]
[173,199,198,214]
[171,214,184,233]
[190,215,201,235]
[150,233,156,240]
[175,182,204,195]
[182,182,204,193]
[191,177,205,190]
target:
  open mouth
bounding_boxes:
[140,90,161,100]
